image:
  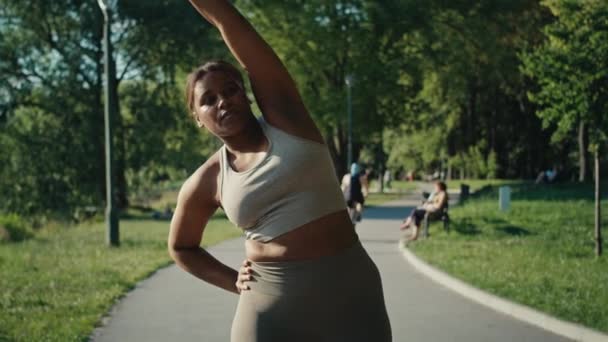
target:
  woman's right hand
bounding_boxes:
[235,259,253,293]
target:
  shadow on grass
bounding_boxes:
[564,249,591,259]
[451,218,532,238]
[481,217,508,225]
[495,225,533,236]
[471,182,596,203]
[452,219,482,235]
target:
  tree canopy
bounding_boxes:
[1,0,606,219]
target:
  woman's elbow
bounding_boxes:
[167,237,186,261]
[167,240,180,261]
[167,241,200,262]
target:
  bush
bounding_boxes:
[0,214,33,243]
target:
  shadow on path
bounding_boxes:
[363,206,411,220]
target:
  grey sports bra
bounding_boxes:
[219,118,347,242]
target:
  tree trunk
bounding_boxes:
[466,79,477,147]
[447,162,452,181]
[578,121,587,182]
[375,142,385,193]
[594,150,602,256]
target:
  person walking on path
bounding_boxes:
[341,163,367,224]
[167,1,391,341]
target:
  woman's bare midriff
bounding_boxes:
[245,209,358,262]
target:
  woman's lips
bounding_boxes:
[219,111,233,122]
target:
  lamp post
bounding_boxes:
[345,74,354,171]
[97,0,119,246]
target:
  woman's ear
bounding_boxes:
[194,112,204,128]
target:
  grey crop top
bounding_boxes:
[219,117,347,242]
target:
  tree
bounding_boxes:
[234,0,419,176]
[522,0,608,256]
[0,1,222,218]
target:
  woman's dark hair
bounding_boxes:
[435,181,447,192]
[185,60,245,116]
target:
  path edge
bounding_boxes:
[399,243,608,342]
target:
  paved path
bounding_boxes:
[92,198,571,341]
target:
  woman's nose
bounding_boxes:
[217,95,230,109]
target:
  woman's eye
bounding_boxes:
[204,95,217,106]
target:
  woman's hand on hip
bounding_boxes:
[236,259,253,293]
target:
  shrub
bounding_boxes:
[0,214,33,243]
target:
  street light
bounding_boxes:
[97,0,119,246]
[345,74,354,171]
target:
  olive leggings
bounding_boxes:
[231,240,392,342]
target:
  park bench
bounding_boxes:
[421,203,450,238]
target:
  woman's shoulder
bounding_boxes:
[193,149,222,178]
[436,190,448,203]
[179,150,222,207]
[260,113,325,145]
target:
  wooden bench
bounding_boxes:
[421,204,450,238]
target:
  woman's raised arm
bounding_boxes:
[188,0,323,143]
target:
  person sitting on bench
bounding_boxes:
[535,166,558,184]
[399,181,448,241]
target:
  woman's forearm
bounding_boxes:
[188,0,239,29]
[170,247,239,294]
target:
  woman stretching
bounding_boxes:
[167,1,392,341]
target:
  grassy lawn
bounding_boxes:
[445,179,521,192]
[365,192,407,207]
[0,212,240,342]
[365,181,421,206]
[365,179,516,206]
[386,180,421,192]
[408,182,608,333]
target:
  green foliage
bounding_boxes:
[1,0,606,220]
[0,1,223,218]
[0,1,107,216]
[382,0,553,178]
[411,183,608,332]
[236,0,418,174]
[521,0,608,256]
[521,0,608,148]
[457,141,498,179]
[384,123,445,174]
[486,150,498,179]
[0,214,32,243]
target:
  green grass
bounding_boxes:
[368,180,420,193]
[0,212,240,342]
[445,179,520,192]
[364,180,421,206]
[365,179,516,205]
[409,182,608,333]
[365,192,406,206]
[384,180,421,192]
